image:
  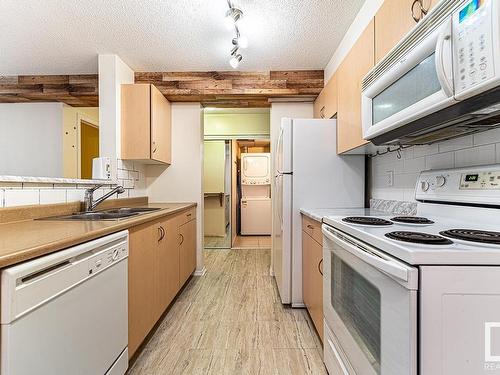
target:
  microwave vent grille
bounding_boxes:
[392,114,500,145]
[362,0,465,91]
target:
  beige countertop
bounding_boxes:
[0,202,196,268]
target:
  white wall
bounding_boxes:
[146,103,205,274]
[269,103,314,275]
[324,0,384,82]
[98,54,134,178]
[0,102,63,177]
[370,129,500,202]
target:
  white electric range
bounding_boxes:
[321,164,500,375]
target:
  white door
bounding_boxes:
[241,197,272,235]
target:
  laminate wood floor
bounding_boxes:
[128,248,326,374]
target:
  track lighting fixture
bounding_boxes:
[225,1,248,69]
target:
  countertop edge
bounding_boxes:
[299,208,324,223]
[0,203,197,268]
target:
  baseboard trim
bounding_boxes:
[269,266,274,277]
[193,267,207,277]
[291,302,306,308]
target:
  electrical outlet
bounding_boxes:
[386,170,394,187]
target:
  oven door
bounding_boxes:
[322,225,418,375]
[362,18,456,141]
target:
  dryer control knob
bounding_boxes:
[421,181,430,192]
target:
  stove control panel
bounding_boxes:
[460,170,500,190]
[416,165,500,206]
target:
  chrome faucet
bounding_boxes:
[84,185,125,212]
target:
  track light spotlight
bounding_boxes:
[224,7,243,30]
[229,54,242,69]
[232,35,248,49]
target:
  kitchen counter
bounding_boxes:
[300,207,389,223]
[0,202,196,268]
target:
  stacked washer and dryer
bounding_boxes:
[240,153,272,235]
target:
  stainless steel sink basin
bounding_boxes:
[104,207,162,214]
[39,207,162,221]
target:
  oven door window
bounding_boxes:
[332,253,381,374]
[372,52,441,124]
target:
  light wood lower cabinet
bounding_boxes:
[302,216,324,343]
[128,221,158,358]
[128,209,197,358]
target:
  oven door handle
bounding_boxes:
[323,226,412,283]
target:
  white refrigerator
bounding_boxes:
[273,118,364,306]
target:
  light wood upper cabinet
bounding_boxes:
[375,0,440,63]
[121,84,172,164]
[313,73,337,119]
[337,20,374,154]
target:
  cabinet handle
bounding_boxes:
[158,226,165,242]
[411,0,428,23]
[179,233,184,246]
[187,213,192,218]
[320,106,325,119]
[307,224,314,230]
[318,259,323,276]
[152,141,157,154]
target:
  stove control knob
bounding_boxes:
[421,181,430,192]
[435,175,446,187]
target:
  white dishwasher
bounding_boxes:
[0,230,129,375]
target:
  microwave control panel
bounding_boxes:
[453,0,495,95]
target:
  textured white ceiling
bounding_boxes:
[1,0,366,74]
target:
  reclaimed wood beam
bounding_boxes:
[0,74,99,107]
[135,70,323,108]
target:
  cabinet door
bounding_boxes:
[121,84,151,160]
[313,73,338,119]
[302,231,313,311]
[337,20,374,154]
[151,85,172,164]
[313,89,326,119]
[179,219,197,286]
[128,222,157,358]
[156,216,180,317]
[302,232,324,342]
[375,0,439,63]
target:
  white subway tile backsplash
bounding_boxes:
[425,152,455,170]
[117,169,129,179]
[455,144,496,168]
[403,157,426,173]
[394,173,419,189]
[40,189,66,204]
[413,144,439,158]
[474,128,500,146]
[438,136,473,153]
[66,189,85,202]
[4,189,39,207]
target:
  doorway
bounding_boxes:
[79,120,99,179]
[202,108,272,250]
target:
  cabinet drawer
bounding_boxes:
[178,207,196,225]
[302,215,323,245]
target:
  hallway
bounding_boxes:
[128,249,326,374]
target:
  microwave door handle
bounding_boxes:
[322,226,410,282]
[435,19,454,97]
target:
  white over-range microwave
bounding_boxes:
[362,0,500,146]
